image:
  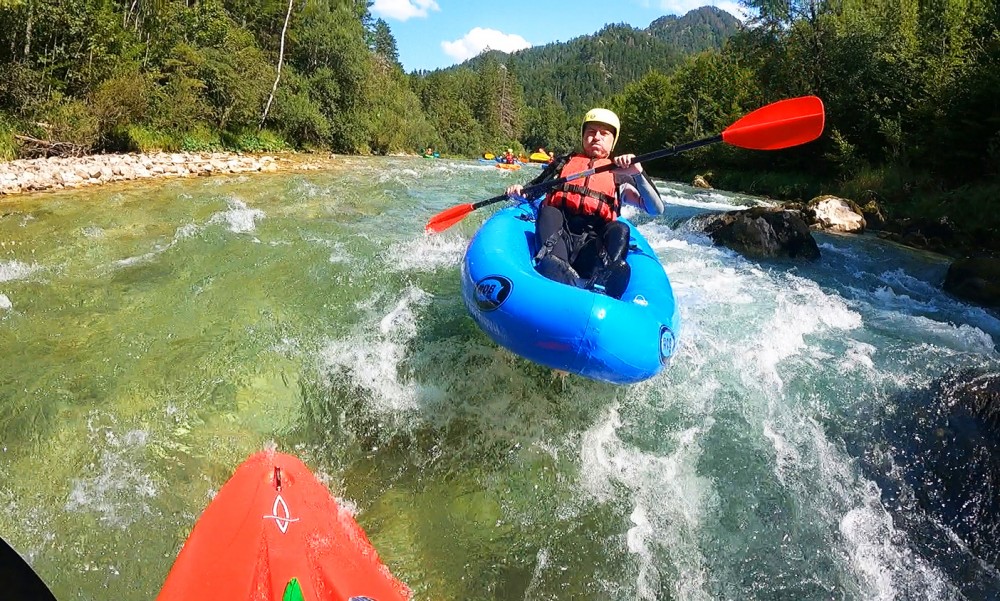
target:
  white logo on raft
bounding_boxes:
[262,494,300,534]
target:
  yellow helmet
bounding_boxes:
[582,108,620,150]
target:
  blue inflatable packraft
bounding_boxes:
[461,200,680,384]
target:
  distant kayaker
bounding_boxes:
[503,148,516,164]
[505,108,663,298]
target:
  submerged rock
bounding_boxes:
[872,369,1000,570]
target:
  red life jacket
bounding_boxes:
[544,154,619,222]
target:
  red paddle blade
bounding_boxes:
[425,202,475,233]
[722,96,825,150]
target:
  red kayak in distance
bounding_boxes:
[157,450,411,601]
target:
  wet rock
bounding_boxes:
[872,369,1000,569]
[805,194,866,233]
[699,207,821,260]
[944,256,1000,308]
[692,174,713,189]
[859,198,887,230]
[879,216,960,254]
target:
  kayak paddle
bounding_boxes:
[425,95,825,234]
[1,535,57,601]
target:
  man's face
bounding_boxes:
[582,123,615,158]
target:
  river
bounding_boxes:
[1,156,998,600]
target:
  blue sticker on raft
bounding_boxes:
[474,275,513,311]
[659,326,676,365]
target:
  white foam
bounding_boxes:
[114,224,201,267]
[319,286,432,413]
[0,260,39,282]
[580,406,713,601]
[209,198,265,233]
[376,168,420,184]
[384,233,467,272]
[740,275,863,390]
[0,293,11,310]
[759,406,953,599]
[522,547,550,598]
[839,340,877,372]
[839,489,956,600]
[897,315,995,354]
[65,425,157,529]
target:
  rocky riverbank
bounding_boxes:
[0,151,332,196]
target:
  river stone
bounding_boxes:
[874,369,1000,568]
[806,194,866,233]
[700,207,821,260]
[860,198,887,229]
[944,256,1000,308]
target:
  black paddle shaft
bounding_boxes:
[0,536,57,601]
[471,134,723,211]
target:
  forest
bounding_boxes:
[0,1,997,248]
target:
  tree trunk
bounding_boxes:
[260,0,294,130]
[23,0,34,59]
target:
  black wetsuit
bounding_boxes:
[526,155,658,298]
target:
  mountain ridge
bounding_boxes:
[438,6,742,118]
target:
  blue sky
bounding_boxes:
[372,0,746,72]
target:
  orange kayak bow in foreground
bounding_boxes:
[158,450,411,601]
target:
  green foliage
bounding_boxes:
[0,62,47,116]
[710,168,825,200]
[610,71,677,155]
[125,126,178,153]
[367,71,437,154]
[90,69,155,150]
[0,114,16,161]
[181,126,223,152]
[37,95,99,149]
[289,0,372,152]
[456,9,735,121]
[196,28,273,130]
[221,128,289,153]
[522,93,574,154]
[648,6,742,53]
[271,70,331,147]
[370,18,400,70]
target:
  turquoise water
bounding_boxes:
[1,156,998,599]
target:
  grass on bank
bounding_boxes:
[126,126,290,154]
[0,120,16,161]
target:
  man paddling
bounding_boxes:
[506,108,664,298]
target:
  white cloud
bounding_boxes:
[371,0,440,21]
[441,28,532,62]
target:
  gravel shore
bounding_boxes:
[0,151,332,196]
